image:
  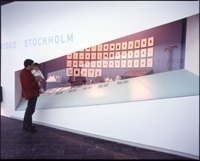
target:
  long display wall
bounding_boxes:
[1,2,199,159]
[15,18,199,111]
[43,19,185,90]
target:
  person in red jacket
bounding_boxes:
[20,59,41,133]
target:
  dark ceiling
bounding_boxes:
[1,0,15,6]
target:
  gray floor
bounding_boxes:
[1,115,194,159]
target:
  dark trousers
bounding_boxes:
[23,96,37,129]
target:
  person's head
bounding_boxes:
[33,63,40,70]
[24,59,34,70]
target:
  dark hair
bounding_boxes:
[33,62,39,67]
[24,59,34,67]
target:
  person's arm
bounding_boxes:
[31,69,36,75]
[38,70,45,79]
[20,70,39,90]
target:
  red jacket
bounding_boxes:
[20,68,40,100]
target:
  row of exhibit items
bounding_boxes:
[66,47,154,61]
[67,57,153,68]
[78,37,154,52]
[65,57,153,78]
[46,71,122,83]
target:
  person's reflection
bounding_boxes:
[68,68,86,87]
[68,75,86,86]
[68,76,78,87]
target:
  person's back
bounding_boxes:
[20,62,40,99]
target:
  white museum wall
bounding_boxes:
[185,14,199,76]
[1,1,199,159]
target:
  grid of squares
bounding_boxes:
[66,37,154,77]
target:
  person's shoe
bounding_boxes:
[26,128,37,133]
[23,125,36,130]
[23,127,37,133]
